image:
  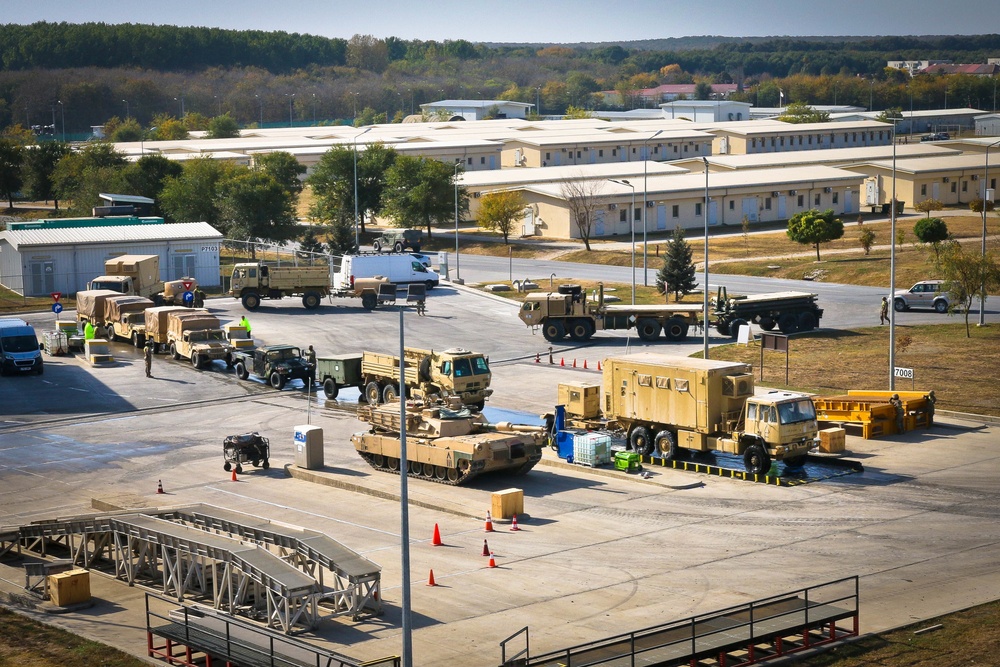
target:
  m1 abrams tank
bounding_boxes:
[351,398,546,485]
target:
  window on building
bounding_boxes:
[770,138,776,148]
[780,137,785,146]
[729,200,735,210]
[612,149,617,157]
[480,157,485,164]
[599,149,604,157]
[576,151,581,158]
[797,195,805,207]
[634,207,641,222]
[545,152,551,160]
[672,205,679,218]
[962,181,968,192]
[467,157,472,164]
[808,135,813,144]
[814,194,821,206]
[619,209,627,223]
[833,192,839,204]
[764,198,772,210]
[673,146,678,153]
[951,182,957,193]
[695,202,702,216]
[683,145,688,153]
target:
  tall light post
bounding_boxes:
[869,79,874,112]
[535,86,541,116]
[980,139,1000,326]
[642,129,663,286]
[702,158,710,359]
[214,95,222,116]
[609,179,637,304]
[353,126,372,249]
[311,93,317,124]
[286,93,295,127]
[57,100,65,141]
[889,120,899,390]
[255,94,263,126]
[174,96,185,117]
[122,99,130,118]
[454,161,463,284]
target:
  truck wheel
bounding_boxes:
[783,454,807,469]
[654,430,680,461]
[777,313,798,334]
[411,244,420,252]
[759,317,776,331]
[170,343,180,360]
[393,241,404,253]
[470,400,486,412]
[225,354,234,369]
[357,384,369,402]
[235,361,249,380]
[542,320,565,342]
[269,372,286,390]
[629,426,652,456]
[798,311,818,331]
[302,292,321,310]
[131,331,142,347]
[241,292,261,311]
[894,297,907,312]
[425,280,436,291]
[361,293,377,311]
[382,384,399,402]
[568,319,592,341]
[105,324,116,340]
[191,352,203,369]
[663,317,689,341]
[743,443,771,475]
[372,241,382,252]
[728,318,748,339]
[636,318,661,342]
[715,321,731,336]
[365,381,382,405]
[323,379,339,400]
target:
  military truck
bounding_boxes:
[145,306,202,353]
[352,347,493,409]
[712,286,823,337]
[233,345,313,390]
[519,283,703,342]
[88,254,204,307]
[372,228,422,253]
[75,289,125,330]
[165,311,234,369]
[558,354,818,474]
[103,295,154,346]
[229,261,389,311]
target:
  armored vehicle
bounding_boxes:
[165,311,234,369]
[372,228,422,253]
[103,295,154,346]
[351,398,546,485]
[233,344,313,390]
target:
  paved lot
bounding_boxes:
[1,288,998,667]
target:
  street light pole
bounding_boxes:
[57,100,65,141]
[609,179,636,304]
[980,140,1000,326]
[353,126,372,249]
[454,162,462,284]
[889,121,899,390]
[642,130,663,286]
[287,93,295,127]
[122,99,130,118]
[702,157,710,359]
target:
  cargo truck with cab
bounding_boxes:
[0,318,43,375]
[712,287,823,337]
[145,306,201,353]
[519,283,702,342]
[165,311,234,369]
[556,354,818,475]
[88,254,204,307]
[75,289,125,330]
[229,262,389,311]
[233,345,313,390]
[103,295,154,346]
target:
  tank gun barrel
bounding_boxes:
[487,421,546,433]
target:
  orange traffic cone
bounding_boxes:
[484,511,494,532]
[535,352,540,363]
[156,480,164,494]
[597,361,602,371]
[583,359,588,369]
[510,514,520,531]
[572,358,577,368]
[488,552,497,568]
[231,469,238,482]
[426,569,437,586]
[431,523,442,546]
[560,357,565,367]
[482,539,491,556]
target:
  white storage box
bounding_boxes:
[573,432,612,467]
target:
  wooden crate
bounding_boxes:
[819,427,846,453]
[48,569,91,606]
[491,488,523,520]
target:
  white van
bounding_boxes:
[334,254,440,291]
[0,318,43,375]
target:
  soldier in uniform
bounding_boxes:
[144,340,153,378]
[890,393,904,433]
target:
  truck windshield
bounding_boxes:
[470,356,490,375]
[1,334,39,352]
[777,399,816,424]
[452,358,472,377]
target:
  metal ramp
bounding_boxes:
[500,577,858,667]
[13,504,382,633]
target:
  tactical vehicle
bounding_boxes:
[372,228,422,253]
[233,344,313,390]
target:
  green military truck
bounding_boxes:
[712,287,823,337]
[233,344,313,390]
[372,228,422,253]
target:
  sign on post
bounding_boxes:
[181,281,193,292]
[894,366,915,390]
[50,292,62,302]
[52,303,63,314]
[759,333,790,385]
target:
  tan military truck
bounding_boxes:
[89,254,204,307]
[353,347,493,410]
[103,295,154,346]
[229,261,389,311]
[519,283,703,342]
[560,354,818,474]
[165,311,234,369]
[75,289,125,329]
[144,306,202,353]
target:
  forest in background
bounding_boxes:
[1,23,998,134]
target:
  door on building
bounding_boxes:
[742,198,759,222]
[589,149,596,164]
[489,155,496,169]
[932,182,940,200]
[29,261,54,296]
[844,190,854,214]
[708,200,719,225]
[522,207,535,237]
[656,205,666,230]
[172,254,196,280]
[594,210,605,236]
[778,195,787,219]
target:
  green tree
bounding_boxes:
[858,226,876,255]
[875,107,904,123]
[307,142,397,236]
[324,208,358,256]
[786,208,844,260]
[776,102,830,123]
[206,114,240,139]
[914,198,943,217]
[353,107,386,127]
[938,242,1000,337]
[297,225,326,261]
[656,226,697,302]
[22,141,70,210]
[383,155,462,239]
[478,190,525,244]
[564,105,592,119]
[51,141,128,215]
[159,157,236,227]
[913,217,949,259]
[255,151,305,196]
[560,175,604,251]
[693,80,714,100]
[148,114,188,141]
[218,169,298,250]
[119,154,183,216]
[970,198,996,214]
[0,139,26,209]
[109,117,145,142]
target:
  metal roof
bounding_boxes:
[1,221,222,250]
[460,161,687,187]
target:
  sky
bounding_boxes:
[5,0,999,43]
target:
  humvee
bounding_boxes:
[372,228,422,253]
[233,344,313,390]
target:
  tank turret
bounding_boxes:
[351,398,546,485]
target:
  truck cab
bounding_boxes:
[736,392,818,471]
[435,349,492,408]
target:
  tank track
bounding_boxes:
[357,451,479,486]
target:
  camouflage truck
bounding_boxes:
[75,289,125,329]
[372,228,422,253]
[561,354,819,475]
[88,254,204,307]
[232,344,313,390]
[355,347,493,410]
[165,311,234,369]
[145,306,203,353]
[103,295,154,346]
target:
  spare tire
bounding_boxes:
[557,284,582,296]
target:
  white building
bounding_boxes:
[658,101,753,123]
[0,217,222,296]
[419,100,534,121]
